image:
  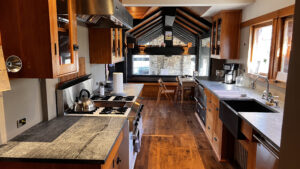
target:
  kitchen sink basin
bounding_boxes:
[222,99,276,113]
[219,99,277,139]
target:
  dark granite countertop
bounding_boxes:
[0,116,127,164]
[195,77,283,149]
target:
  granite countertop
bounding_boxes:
[195,77,283,149]
[123,83,144,97]
[0,116,127,164]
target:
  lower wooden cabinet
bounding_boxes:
[204,89,231,161]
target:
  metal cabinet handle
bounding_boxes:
[117,157,122,164]
[253,134,279,159]
[208,126,210,130]
[214,137,218,142]
[54,43,57,55]
[216,107,219,111]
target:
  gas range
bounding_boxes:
[65,106,131,117]
[91,95,136,102]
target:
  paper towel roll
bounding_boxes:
[113,72,124,94]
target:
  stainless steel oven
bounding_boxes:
[128,102,144,169]
[194,80,207,124]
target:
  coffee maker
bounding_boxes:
[223,63,239,84]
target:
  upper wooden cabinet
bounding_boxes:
[0,33,10,92]
[0,0,78,78]
[211,10,241,60]
[89,28,124,64]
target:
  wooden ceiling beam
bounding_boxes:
[127,11,162,33]
[176,8,210,30]
[143,7,160,18]
[137,24,163,39]
[175,16,204,33]
[174,20,198,35]
[135,20,163,38]
[132,16,162,35]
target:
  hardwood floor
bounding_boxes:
[134,98,238,169]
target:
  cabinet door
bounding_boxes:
[55,0,78,76]
[216,18,222,55]
[0,34,10,92]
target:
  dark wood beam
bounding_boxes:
[135,20,162,38]
[127,11,162,33]
[176,15,204,33]
[132,16,162,36]
[174,20,198,35]
[143,7,160,18]
[137,24,163,39]
[176,8,210,30]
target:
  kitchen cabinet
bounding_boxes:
[204,88,232,161]
[89,28,124,64]
[0,33,10,92]
[0,0,79,78]
[211,10,241,59]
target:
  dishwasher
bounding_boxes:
[253,134,279,169]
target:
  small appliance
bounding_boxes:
[223,63,239,84]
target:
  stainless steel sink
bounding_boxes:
[219,99,277,139]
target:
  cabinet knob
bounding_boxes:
[73,44,79,51]
[216,108,219,111]
[117,157,122,164]
[208,126,210,130]
[214,137,217,142]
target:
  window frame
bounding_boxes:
[249,21,273,76]
[248,15,294,82]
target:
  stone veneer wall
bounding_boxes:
[149,55,195,75]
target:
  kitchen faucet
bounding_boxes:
[251,75,279,107]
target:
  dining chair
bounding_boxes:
[156,78,175,104]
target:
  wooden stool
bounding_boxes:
[156,78,175,104]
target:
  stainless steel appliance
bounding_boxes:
[223,63,239,84]
[76,0,133,29]
[128,102,144,169]
[194,78,207,124]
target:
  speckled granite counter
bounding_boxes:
[195,77,283,149]
[0,116,126,164]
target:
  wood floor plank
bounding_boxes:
[134,98,238,169]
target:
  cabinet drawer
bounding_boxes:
[206,114,214,142]
[212,133,221,156]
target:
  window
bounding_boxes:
[278,17,293,74]
[248,23,273,75]
[132,55,196,76]
[247,15,294,82]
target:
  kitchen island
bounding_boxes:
[0,116,127,169]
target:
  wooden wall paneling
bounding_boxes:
[140,83,177,98]
[241,5,295,28]
[0,33,10,92]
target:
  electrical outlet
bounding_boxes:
[17,118,26,128]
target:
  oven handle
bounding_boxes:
[132,126,140,140]
[198,84,204,91]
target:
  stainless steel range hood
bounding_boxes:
[76,0,133,29]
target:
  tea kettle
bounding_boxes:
[74,89,96,112]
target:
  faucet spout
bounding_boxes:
[251,75,270,99]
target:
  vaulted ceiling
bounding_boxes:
[126,7,212,45]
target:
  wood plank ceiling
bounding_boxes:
[126,7,212,45]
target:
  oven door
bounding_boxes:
[196,101,206,124]
[132,116,143,153]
